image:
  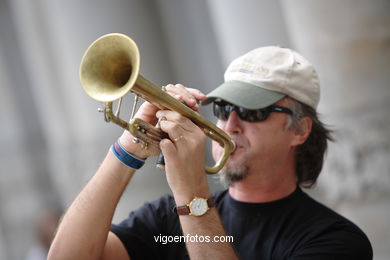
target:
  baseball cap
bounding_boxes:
[202,46,320,109]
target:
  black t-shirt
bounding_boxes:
[111,188,372,259]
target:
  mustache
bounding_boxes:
[230,136,246,148]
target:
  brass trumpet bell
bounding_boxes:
[79,33,235,174]
[80,34,140,102]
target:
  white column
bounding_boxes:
[7,0,175,218]
[2,1,175,258]
[206,0,291,67]
[281,0,390,258]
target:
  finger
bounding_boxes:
[160,138,177,159]
[164,84,199,111]
[156,110,195,132]
[186,88,207,101]
[172,84,207,102]
[157,118,186,141]
[133,101,159,124]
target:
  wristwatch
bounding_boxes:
[175,197,215,216]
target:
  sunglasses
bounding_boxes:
[213,100,293,122]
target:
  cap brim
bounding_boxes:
[202,80,285,109]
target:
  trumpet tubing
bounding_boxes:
[79,33,235,174]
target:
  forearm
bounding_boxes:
[179,209,238,259]
[156,105,237,259]
[48,150,135,260]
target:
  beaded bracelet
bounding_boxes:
[111,139,145,169]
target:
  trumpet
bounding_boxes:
[79,33,235,174]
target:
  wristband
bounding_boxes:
[111,140,145,169]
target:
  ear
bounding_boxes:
[291,117,312,147]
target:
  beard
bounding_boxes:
[219,165,249,187]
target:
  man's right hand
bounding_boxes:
[118,84,206,160]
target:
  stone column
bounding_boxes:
[1,0,174,258]
[206,0,291,67]
[280,0,390,258]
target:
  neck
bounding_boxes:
[228,159,297,203]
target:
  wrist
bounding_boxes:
[119,133,149,159]
[172,185,211,206]
[175,196,215,216]
[111,139,146,170]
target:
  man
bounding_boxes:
[48,46,372,259]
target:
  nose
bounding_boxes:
[220,110,243,135]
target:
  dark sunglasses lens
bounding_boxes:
[214,102,269,122]
[214,102,291,122]
[237,107,249,120]
[237,107,267,122]
[213,103,229,120]
[254,109,268,122]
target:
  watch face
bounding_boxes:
[190,197,208,216]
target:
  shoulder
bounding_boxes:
[290,191,373,259]
[113,194,177,229]
[297,191,365,233]
[148,193,176,215]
